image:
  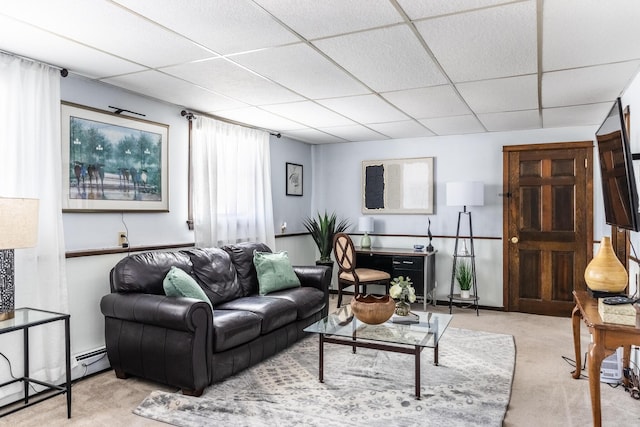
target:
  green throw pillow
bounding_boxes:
[253,251,301,295]
[163,266,213,310]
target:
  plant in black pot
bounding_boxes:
[303,211,350,266]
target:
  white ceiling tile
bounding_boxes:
[367,121,435,139]
[478,110,541,131]
[254,0,402,39]
[382,86,471,119]
[0,0,214,68]
[317,95,409,124]
[415,1,537,82]
[0,15,145,78]
[542,62,640,108]
[102,71,247,112]
[419,115,486,135]
[113,0,299,55]
[214,107,304,131]
[314,26,447,92]
[543,0,640,71]
[397,0,517,19]
[161,58,303,105]
[542,103,612,128]
[319,125,388,142]
[262,101,356,128]
[282,129,346,144]
[457,75,538,113]
[232,44,369,99]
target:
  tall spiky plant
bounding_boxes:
[303,211,350,262]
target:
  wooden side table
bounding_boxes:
[571,290,640,427]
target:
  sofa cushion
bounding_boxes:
[111,251,193,295]
[216,296,297,334]
[222,242,272,296]
[162,266,213,310]
[211,310,262,352]
[183,247,242,306]
[266,287,326,320]
[253,251,300,295]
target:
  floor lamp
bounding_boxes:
[0,197,39,321]
[446,182,484,315]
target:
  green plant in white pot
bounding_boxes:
[455,260,473,299]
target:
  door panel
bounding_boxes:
[503,142,593,317]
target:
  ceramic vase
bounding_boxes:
[584,236,628,293]
[460,290,470,299]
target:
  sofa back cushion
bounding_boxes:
[222,242,272,296]
[110,251,193,295]
[183,247,243,306]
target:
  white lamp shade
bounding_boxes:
[358,216,374,233]
[0,197,39,249]
[446,182,484,207]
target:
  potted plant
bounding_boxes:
[303,211,350,265]
[389,276,416,316]
[455,260,473,299]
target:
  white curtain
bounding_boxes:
[192,116,275,250]
[0,53,68,397]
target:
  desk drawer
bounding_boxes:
[392,256,423,271]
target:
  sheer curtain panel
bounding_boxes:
[192,116,275,250]
[0,53,69,399]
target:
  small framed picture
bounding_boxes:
[286,163,303,196]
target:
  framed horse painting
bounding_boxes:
[61,102,169,212]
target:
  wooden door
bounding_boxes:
[503,142,593,316]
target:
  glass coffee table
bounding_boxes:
[304,305,452,399]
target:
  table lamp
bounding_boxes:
[358,216,374,249]
[0,197,39,321]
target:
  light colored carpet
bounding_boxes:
[133,328,515,427]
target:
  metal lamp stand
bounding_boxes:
[448,206,479,316]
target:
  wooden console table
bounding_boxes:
[571,290,640,427]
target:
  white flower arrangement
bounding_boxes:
[389,276,416,303]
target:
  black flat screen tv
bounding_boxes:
[595,97,640,232]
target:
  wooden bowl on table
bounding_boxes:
[350,294,396,325]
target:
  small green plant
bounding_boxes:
[455,261,473,291]
[303,211,350,262]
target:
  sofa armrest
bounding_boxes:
[293,265,331,306]
[100,293,212,332]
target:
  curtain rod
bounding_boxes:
[180,109,281,138]
[0,49,69,77]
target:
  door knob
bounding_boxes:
[511,237,519,243]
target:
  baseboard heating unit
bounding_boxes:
[72,347,110,381]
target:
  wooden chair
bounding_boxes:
[333,232,391,307]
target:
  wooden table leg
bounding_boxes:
[623,345,631,387]
[587,334,604,427]
[571,304,582,379]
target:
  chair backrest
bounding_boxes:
[333,233,356,273]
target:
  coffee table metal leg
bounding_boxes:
[434,343,439,366]
[415,346,421,400]
[319,334,324,383]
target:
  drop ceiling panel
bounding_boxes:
[0,0,214,68]
[262,101,356,128]
[162,59,303,105]
[542,103,612,128]
[314,25,447,92]
[419,115,486,135]
[542,62,640,108]
[214,107,304,131]
[367,121,435,139]
[397,0,516,19]
[415,1,537,82]
[232,44,369,99]
[254,0,402,39]
[457,75,538,113]
[478,110,541,131]
[317,95,409,124]
[320,125,388,142]
[382,86,472,119]
[113,0,299,55]
[543,0,640,71]
[282,129,346,144]
[0,15,145,78]
[103,71,247,112]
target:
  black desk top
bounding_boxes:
[355,247,437,257]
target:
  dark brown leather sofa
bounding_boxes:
[100,242,331,396]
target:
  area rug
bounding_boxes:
[134,327,515,427]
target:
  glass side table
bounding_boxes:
[0,308,71,418]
